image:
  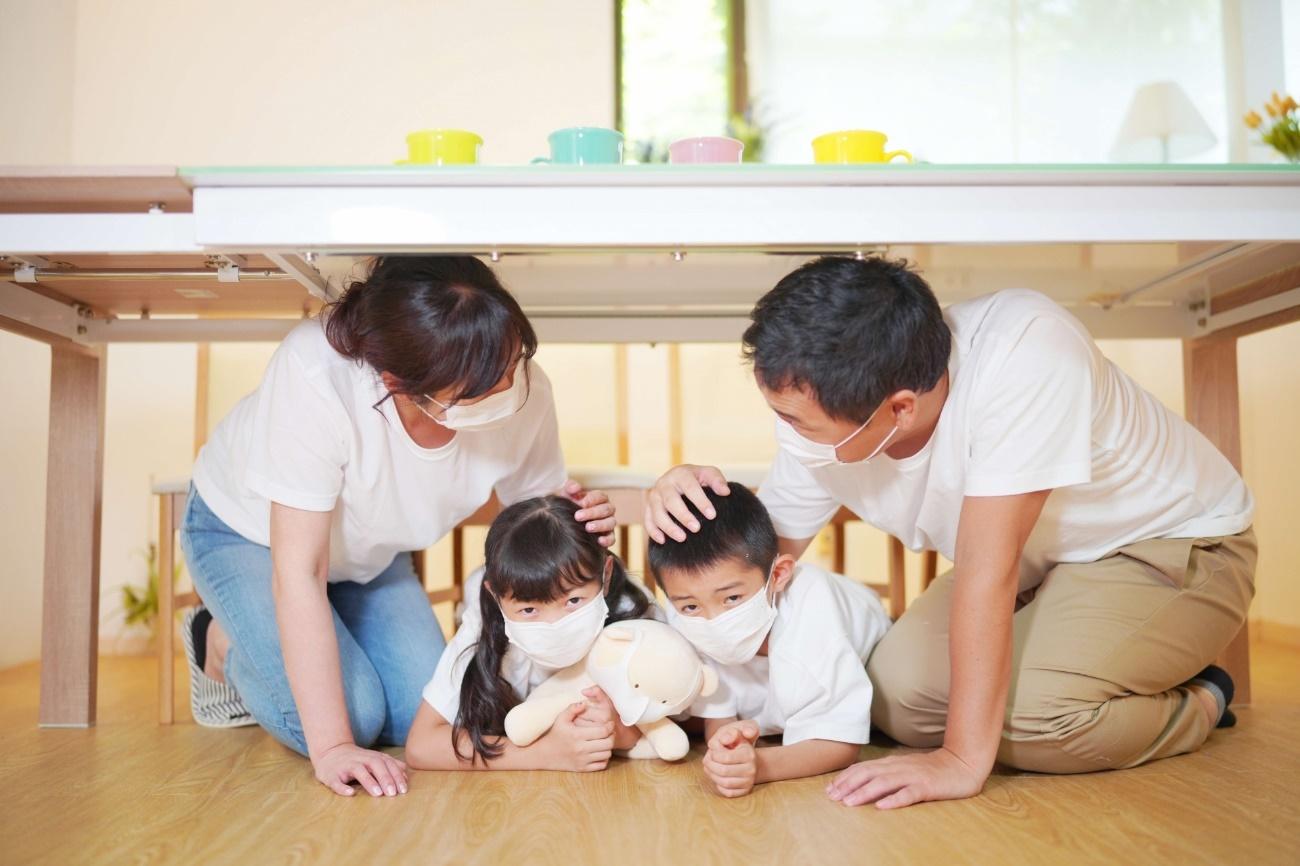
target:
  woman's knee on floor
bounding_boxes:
[344,669,389,748]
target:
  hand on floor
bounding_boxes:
[314,742,408,798]
[826,747,986,809]
[703,720,760,798]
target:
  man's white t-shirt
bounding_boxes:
[687,563,891,745]
[192,319,567,583]
[421,568,657,724]
[759,290,1255,589]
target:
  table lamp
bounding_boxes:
[1109,80,1216,163]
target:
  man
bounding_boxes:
[645,256,1255,809]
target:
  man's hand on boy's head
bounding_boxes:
[645,464,732,544]
[563,480,617,548]
[703,720,760,798]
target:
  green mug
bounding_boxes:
[533,127,624,165]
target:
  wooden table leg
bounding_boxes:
[39,344,106,727]
[158,493,175,724]
[1183,335,1251,704]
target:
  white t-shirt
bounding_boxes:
[688,563,892,745]
[421,568,658,724]
[192,319,567,583]
[759,290,1255,589]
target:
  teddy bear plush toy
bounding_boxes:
[503,618,718,761]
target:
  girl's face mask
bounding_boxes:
[495,557,613,669]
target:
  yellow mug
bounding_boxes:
[812,130,912,164]
[402,129,483,165]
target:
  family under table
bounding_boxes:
[2,162,1298,727]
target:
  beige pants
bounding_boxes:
[867,530,1257,774]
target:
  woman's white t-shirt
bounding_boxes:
[687,563,892,745]
[758,289,1255,589]
[192,319,567,583]
[421,568,658,724]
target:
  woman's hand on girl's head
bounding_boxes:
[579,686,641,751]
[563,480,618,548]
[542,701,615,772]
[313,742,408,798]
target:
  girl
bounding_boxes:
[406,495,653,770]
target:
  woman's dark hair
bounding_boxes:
[324,255,537,407]
[454,495,649,764]
[742,255,951,423]
[647,482,777,582]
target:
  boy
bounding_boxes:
[648,482,891,798]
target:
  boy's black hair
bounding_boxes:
[647,482,778,582]
[742,255,951,423]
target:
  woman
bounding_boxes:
[179,255,616,798]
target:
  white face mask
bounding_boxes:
[415,359,529,432]
[664,566,778,666]
[774,404,898,469]
[500,590,608,669]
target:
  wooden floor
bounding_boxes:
[3,645,1299,866]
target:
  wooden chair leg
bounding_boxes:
[921,549,938,590]
[887,536,906,620]
[158,493,175,725]
[411,549,426,589]
[618,525,630,564]
[832,522,846,574]
[452,527,464,590]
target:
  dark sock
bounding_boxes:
[191,608,212,672]
[1188,664,1236,728]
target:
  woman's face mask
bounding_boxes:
[663,564,778,666]
[416,358,528,432]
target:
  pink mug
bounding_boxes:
[668,136,745,164]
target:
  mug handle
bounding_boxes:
[530,157,551,164]
[884,149,913,164]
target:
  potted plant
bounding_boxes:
[1244,92,1299,163]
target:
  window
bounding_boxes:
[619,0,1230,163]
[617,0,733,161]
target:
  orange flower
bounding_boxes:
[1266,102,1278,118]
[1244,110,1263,129]
[1284,95,1298,113]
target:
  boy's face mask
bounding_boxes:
[663,564,778,666]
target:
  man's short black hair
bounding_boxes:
[647,482,778,582]
[742,255,951,423]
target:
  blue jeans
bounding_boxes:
[179,486,446,756]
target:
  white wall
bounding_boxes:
[65,0,614,166]
[0,0,76,164]
[0,333,51,669]
[0,0,615,665]
[98,345,198,650]
[1240,321,1300,634]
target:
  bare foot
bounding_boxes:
[1187,684,1219,728]
[205,618,231,683]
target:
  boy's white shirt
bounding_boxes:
[686,562,891,746]
[422,567,661,724]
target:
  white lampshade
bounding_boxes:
[1109,80,1216,162]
